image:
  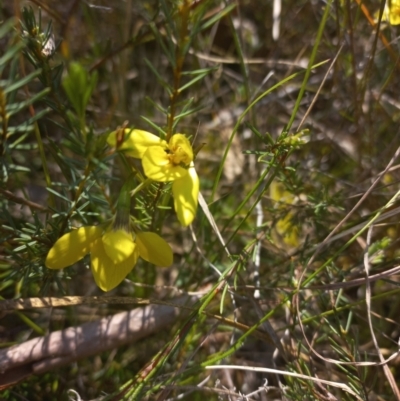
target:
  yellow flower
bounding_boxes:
[108,129,200,226]
[270,181,299,248]
[379,0,400,25]
[45,225,173,291]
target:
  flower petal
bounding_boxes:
[108,129,167,158]
[142,146,188,182]
[168,134,193,165]
[276,212,299,248]
[382,1,400,25]
[45,226,103,269]
[101,229,135,263]
[136,232,173,266]
[90,237,139,291]
[172,163,199,226]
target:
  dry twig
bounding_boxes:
[0,295,198,389]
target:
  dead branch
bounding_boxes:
[0,295,198,389]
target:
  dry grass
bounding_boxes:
[1,0,400,400]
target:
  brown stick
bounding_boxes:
[0,295,198,389]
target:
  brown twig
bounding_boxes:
[0,188,48,212]
[0,295,198,390]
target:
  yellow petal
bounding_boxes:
[108,129,167,158]
[388,4,400,24]
[45,226,103,269]
[276,212,299,248]
[168,134,193,165]
[142,146,188,182]
[172,163,199,226]
[101,229,135,263]
[136,232,173,266]
[270,181,295,205]
[107,129,130,150]
[90,237,139,291]
[378,1,400,25]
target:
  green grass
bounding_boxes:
[1,0,400,400]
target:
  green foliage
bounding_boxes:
[62,62,98,126]
[2,1,400,400]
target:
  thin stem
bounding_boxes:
[166,1,191,141]
[0,88,7,156]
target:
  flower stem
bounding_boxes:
[166,1,191,142]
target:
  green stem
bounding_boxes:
[166,1,191,141]
[285,0,333,132]
[33,120,54,208]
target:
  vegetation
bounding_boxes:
[1,0,400,400]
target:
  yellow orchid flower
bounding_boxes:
[45,225,173,291]
[108,129,200,226]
